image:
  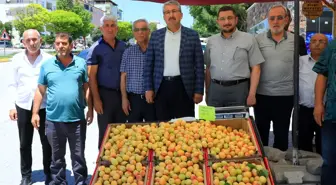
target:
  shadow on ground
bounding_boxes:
[32,169,92,185]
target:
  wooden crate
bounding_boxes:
[208,118,263,158]
[207,157,274,185]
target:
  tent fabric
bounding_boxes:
[134,0,290,5]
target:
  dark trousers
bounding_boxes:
[16,105,51,178]
[321,120,336,185]
[45,120,88,185]
[207,80,249,107]
[155,77,194,121]
[298,105,321,154]
[127,93,156,123]
[254,94,293,151]
[97,87,126,149]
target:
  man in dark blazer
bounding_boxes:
[144,0,204,121]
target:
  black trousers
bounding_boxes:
[155,77,194,122]
[254,94,293,151]
[298,105,321,154]
[97,87,126,149]
[16,105,52,178]
[127,93,156,123]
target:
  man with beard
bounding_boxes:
[120,19,156,122]
[32,32,93,185]
[298,33,328,154]
[255,5,294,151]
[8,29,52,185]
[144,0,204,121]
[86,15,126,149]
[204,6,264,107]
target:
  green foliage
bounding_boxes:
[0,21,3,31]
[149,22,157,32]
[46,10,83,38]
[42,34,55,45]
[189,4,249,37]
[117,22,133,41]
[91,27,102,42]
[71,2,95,38]
[13,4,50,36]
[4,22,13,36]
[56,0,73,11]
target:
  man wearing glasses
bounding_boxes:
[144,0,204,121]
[204,6,264,107]
[255,5,294,151]
[120,19,156,122]
[298,33,328,155]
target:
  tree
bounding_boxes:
[71,2,94,38]
[42,34,55,45]
[189,4,249,37]
[117,21,133,41]
[46,10,83,38]
[56,0,73,11]
[0,21,3,31]
[149,22,157,32]
[4,22,13,36]
[91,27,102,42]
[13,4,50,35]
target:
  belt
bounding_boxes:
[128,92,145,99]
[212,78,248,86]
[98,86,120,91]
[163,76,181,81]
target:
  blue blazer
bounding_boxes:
[144,26,205,99]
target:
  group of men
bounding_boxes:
[7,0,336,185]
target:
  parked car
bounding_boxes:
[0,41,12,48]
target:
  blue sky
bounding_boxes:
[113,0,194,27]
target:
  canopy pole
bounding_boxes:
[292,0,300,166]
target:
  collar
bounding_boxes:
[308,55,317,62]
[221,28,239,39]
[55,53,75,66]
[136,43,147,53]
[100,36,119,48]
[166,25,182,34]
[267,29,287,39]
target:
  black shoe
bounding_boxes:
[45,175,52,185]
[20,177,32,185]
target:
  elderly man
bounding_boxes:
[144,0,204,121]
[313,36,336,185]
[8,29,52,185]
[32,32,93,185]
[87,15,127,149]
[120,19,156,122]
[204,6,264,107]
[298,33,327,154]
[255,5,294,151]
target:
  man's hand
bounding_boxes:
[193,93,203,104]
[86,110,94,125]
[246,94,256,106]
[122,98,131,116]
[145,90,155,104]
[314,103,325,127]
[93,98,103,115]
[9,109,17,121]
[31,113,40,129]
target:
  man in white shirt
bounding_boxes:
[8,29,53,185]
[299,33,328,155]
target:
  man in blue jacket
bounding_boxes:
[144,0,204,121]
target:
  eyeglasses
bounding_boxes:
[311,40,327,44]
[163,9,180,15]
[269,15,286,21]
[218,16,235,21]
[134,28,148,32]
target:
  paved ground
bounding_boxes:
[0,62,292,185]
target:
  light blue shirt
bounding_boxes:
[38,55,88,122]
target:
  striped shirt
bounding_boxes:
[120,44,146,94]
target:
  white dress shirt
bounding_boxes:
[163,27,181,76]
[299,55,317,108]
[8,51,53,110]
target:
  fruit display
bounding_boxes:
[211,160,270,185]
[90,118,269,185]
[92,123,158,185]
